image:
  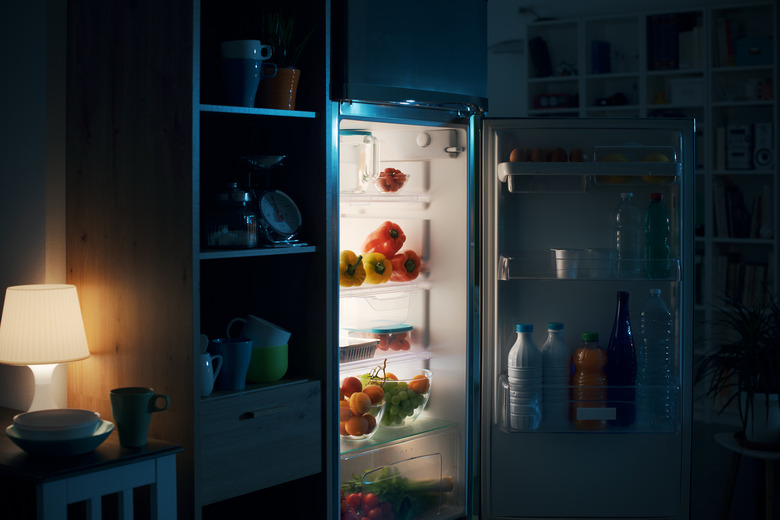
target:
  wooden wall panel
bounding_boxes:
[65,1,195,516]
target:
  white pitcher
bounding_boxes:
[200,352,223,397]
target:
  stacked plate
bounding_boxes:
[6,409,114,456]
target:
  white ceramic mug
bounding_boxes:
[227,314,291,348]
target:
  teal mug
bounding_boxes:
[110,387,169,448]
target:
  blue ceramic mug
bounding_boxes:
[209,337,253,391]
[220,40,278,107]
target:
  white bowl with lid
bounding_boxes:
[13,409,101,441]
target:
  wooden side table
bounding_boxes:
[715,431,780,520]
[0,407,182,519]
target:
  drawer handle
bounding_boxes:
[238,406,285,421]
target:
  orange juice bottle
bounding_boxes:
[571,332,608,430]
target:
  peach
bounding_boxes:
[341,376,363,398]
[363,384,384,405]
[344,415,368,436]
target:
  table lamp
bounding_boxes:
[0,284,90,411]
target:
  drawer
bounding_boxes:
[199,380,321,505]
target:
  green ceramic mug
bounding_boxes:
[246,344,288,383]
[110,387,169,448]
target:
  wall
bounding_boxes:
[0,0,67,410]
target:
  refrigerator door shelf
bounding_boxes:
[498,254,681,281]
[497,161,680,192]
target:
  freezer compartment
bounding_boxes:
[341,424,463,520]
[498,253,682,280]
[496,373,681,434]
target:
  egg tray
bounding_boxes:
[339,339,379,363]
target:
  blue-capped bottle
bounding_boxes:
[507,323,542,431]
[606,291,637,426]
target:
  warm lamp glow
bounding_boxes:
[0,284,90,410]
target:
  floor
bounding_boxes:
[690,420,777,519]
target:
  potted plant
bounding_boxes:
[257,11,312,110]
[696,293,780,443]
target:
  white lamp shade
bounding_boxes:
[0,284,90,365]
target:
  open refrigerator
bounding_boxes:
[336,112,694,520]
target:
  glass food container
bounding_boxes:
[339,130,379,193]
[204,182,258,248]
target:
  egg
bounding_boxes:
[550,147,568,162]
[509,147,529,162]
[530,148,547,162]
[569,148,585,162]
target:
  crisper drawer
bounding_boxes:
[199,380,321,505]
[340,422,464,520]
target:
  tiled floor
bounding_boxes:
[691,420,776,519]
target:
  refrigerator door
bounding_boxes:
[332,0,488,108]
[480,118,694,518]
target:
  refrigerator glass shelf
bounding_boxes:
[339,350,429,372]
[340,281,431,298]
[340,417,454,455]
[340,193,432,207]
[498,254,681,281]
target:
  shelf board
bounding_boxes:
[711,100,774,108]
[201,377,312,402]
[200,245,317,260]
[199,103,318,119]
[527,75,578,84]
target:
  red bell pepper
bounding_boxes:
[361,221,406,257]
[390,250,421,282]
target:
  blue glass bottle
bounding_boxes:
[606,291,637,426]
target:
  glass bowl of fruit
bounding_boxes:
[373,167,409,193]
[339,375,386,441]
[378,368,432,428]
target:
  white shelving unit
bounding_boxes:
[523,2,778,426]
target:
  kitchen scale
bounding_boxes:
[241,155,307,247]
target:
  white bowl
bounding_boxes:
[13,409,101,441]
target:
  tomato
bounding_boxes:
[346,493,362,510]
[341,511,358,520]
[362,492,379,511]
[368,506,384,520]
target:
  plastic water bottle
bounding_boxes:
[614,192,641,278]
[507,324,542,430]
[637,288,677,430]
[644,193,671,279]
[541,322,570,429]
[606,291,637,426]
[571,332,608,431]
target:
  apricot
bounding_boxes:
[341,376,363,398]
[364,413,377,433]
[339,400,353,422]
[349,391,372,415]
[385,373,398,381]
[409,375,430,394]
[340,421,349,436]
[363,384,385,405]
[344,415,368,436]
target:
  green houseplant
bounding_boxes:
[696,293,780,442]
[257,11,312,110]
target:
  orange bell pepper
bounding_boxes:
[390,250,421,282]
[361,221,406,257]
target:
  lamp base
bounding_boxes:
[27,363,66,411]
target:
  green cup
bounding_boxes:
[246,344,288,383]
[110,387,169,448]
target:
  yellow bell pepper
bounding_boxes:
[362,252,392,284]
[340,250,366,287]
